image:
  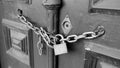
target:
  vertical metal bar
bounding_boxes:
[47,10,56,68]
[42,0,61,68]
[47,10,60,68]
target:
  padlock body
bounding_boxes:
[54,42,68,55]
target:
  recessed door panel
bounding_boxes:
[2,0,52,68]
[89,0,120,15]
[2,19,34,68]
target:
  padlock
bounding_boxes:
[53,41,68,55]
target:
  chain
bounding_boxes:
[59,26,105,43]
[18,14,54,48]
[37,36,43,55]
[17,10,105,48]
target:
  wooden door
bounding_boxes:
[0,0,54,68]
[1,0,120,68]
[58,0,120,68]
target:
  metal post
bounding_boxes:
[42,0,61,68]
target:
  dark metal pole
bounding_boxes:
[42,0,61,68]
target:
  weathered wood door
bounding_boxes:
[0,0,52,68]
[0,0,120,68]
[59,0,120,68]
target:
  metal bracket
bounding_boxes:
[61,15,72,35]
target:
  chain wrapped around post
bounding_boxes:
[17,10,54,48]
[17,9,105,48]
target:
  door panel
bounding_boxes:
[1,0,51,68]
[59,0,120,68]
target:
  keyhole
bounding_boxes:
[65,24,69,27]
[63,21,71,29]
[61,15,72,35]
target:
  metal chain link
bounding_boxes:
[17,13,105,48]
[82,32,96,39]
[37,36,43,55]
[18,15,54,48]
[59,26,105,43]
